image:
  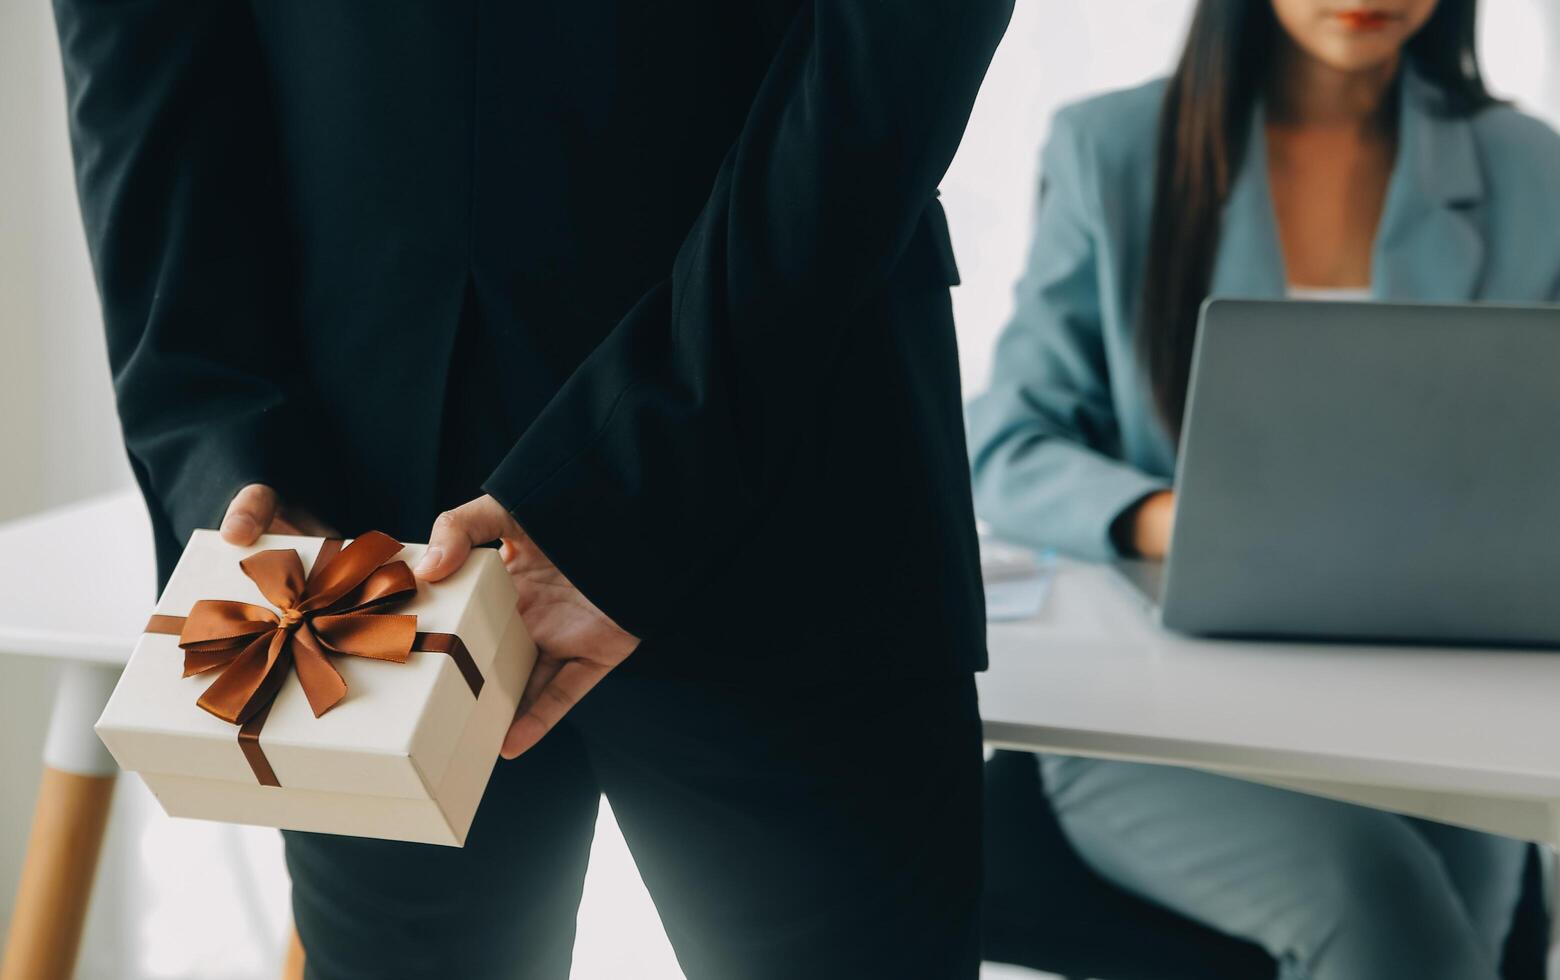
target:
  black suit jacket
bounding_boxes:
[54,1,1011,677]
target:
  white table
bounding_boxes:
[978,559,1560,846]
[0,491,152,980]
[0,491,307,980]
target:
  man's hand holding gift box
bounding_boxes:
[210,483,643,763]
[95,486,541,847]
[416,493,640,760]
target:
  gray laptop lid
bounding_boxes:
[1160,299,1560,646]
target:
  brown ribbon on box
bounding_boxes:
[144,533,483,787]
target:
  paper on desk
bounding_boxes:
[980,536,1055,621]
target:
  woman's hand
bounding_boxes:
[1126,490,1176,559]
[416,495,640,759]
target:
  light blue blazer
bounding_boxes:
[967,69,1560,560]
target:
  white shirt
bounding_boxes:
[1287,285,1373,302]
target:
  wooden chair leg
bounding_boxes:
[281,923,305,980]
[0,766,116,980]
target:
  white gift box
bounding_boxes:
[96,530,535,846]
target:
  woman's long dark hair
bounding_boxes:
[1140,0,1497,436]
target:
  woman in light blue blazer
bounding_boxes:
[968,0,1560,977]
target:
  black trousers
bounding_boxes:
[282,666,983,979]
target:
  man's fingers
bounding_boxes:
[516,657,563,718]
[271,516,303,535]
[283,509,340,538]
[220,485,338,545]
[264,512,341,542]
[416,494,521,581]
[499,536,533,569]
[501,660,608,759]
[220,484,279,545]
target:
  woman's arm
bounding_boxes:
[966,107,1170,561]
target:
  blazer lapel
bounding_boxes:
[1373,69,1486,302]
[1210,110,1288,300]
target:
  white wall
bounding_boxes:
[0,4,131,522]
[1,2,1556,977]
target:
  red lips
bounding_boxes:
[1336,9,1393,30]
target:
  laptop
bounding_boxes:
[1116,299,1560,646]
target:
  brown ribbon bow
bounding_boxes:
[177,531,418,725]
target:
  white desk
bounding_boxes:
[978,559,1560,846]
[0,491,152,980]
[0,492,155,669]
[0,491,314,980]
[6,491,1559,977]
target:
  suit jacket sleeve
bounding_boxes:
[53,0,323,545]
[964,107,1169,562]
[484,1,1014,637]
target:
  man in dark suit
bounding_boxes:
[54,1,1012,975]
